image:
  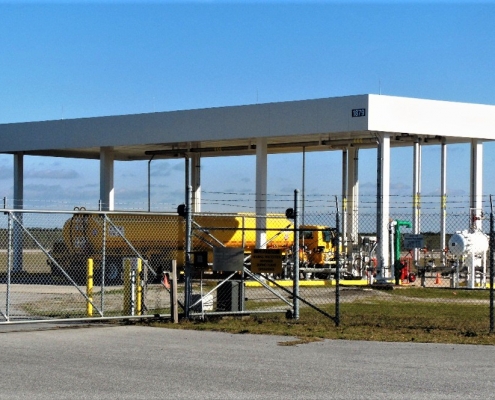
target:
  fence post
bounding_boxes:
[184,184,193,319]
[490,195,494,333]
[101,213,107,315]
[293,190,299,320]
[5,212,12,322]
[172,260,179,323]
[123,259,134,315]
[335,196,340,327]
[136,258,142,316]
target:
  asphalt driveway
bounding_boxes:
[0,323,493,399]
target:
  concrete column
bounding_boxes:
[191,155,201,213]
[440,140,447,259]
[13,153,24,273]
[470,139,483,231]
[347,147,359,248]
[99,147,114,211]
[413,139,422,262]
[13,153,23,210]
[376,133,391,279]
[255,138,267,248]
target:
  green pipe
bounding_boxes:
[394,220,412,262]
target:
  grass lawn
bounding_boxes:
[146,287,495,345]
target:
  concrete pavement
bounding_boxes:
[0,324,493,399]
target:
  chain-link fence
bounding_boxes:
[1,195,495,336]
[0,210,181,322]
[186,209,338,323]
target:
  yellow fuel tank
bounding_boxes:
[192,214,293,251]
[62,213,183,253]
[62,213,294,254]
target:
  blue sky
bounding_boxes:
[1,1,494,212]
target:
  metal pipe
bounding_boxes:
[144,138,380,158]
[335,196,340,327]
[342,148,348,262]
[413,139,421,265]
[293,189,299,320]
[184,178,192,319]
[490,196,494,333]
[5,213,12,321]
[171,260,179,323]
[101,216,106,315]
[302,147,305,226]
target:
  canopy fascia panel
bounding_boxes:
[368,95,495,140]
[1,94,494,161]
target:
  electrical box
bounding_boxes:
[216,281,244,312]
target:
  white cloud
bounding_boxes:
[25,169,80,179]
[0,165,12,179]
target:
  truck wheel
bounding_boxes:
[105,261,121,285]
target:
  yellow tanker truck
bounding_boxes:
[48,212,338,284]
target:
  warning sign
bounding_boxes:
[403,234,424,249]
[250,249,282,274]
[213,248,244,272]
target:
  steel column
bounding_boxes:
[347,147,359,248]
[191,154,201,213]
[376,133,391,279]
[440,140,447,264]
[293,189,299,320]
[413,139,422,263]
[470,139,483,231]
[255,138,267,249]
[100,147,115,211]
[13,152,23,273]
[341,149,348,260]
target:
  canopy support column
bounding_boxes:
[100,147,114,211]
[13,153,24,273]
[255,138,267,248]
[191,154,201,213]
[470,139,483,231]
[347,147,359,249]
[413,138,422,263]
[341,149,348,260]
[440,140,447,262]
[376,133,391,280]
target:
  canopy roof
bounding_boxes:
[1,94,494,160]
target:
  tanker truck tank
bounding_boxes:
[50,212,301,284]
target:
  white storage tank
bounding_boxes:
[448,230,489,256]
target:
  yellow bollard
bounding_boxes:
[87,259,93,317]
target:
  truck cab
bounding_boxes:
[299,226,338,266]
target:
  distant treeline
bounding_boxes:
[360,231,453,251]
[0,228,63,250]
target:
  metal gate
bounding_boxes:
[0,209,182,323]
[0,203,339,324]
[183,191,340,324]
